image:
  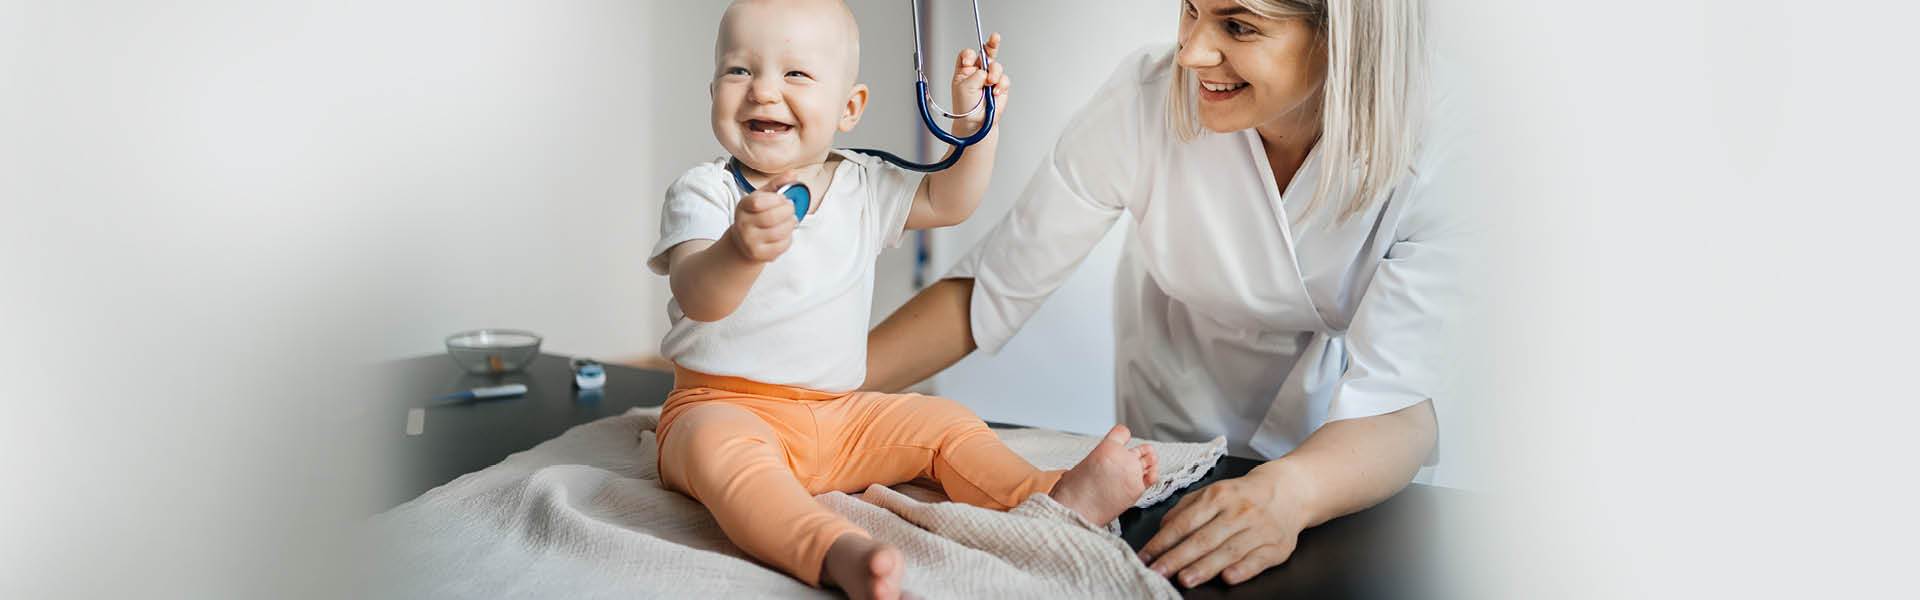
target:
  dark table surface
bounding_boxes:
[382,353,1461,599]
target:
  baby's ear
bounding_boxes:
[839,83,870,133]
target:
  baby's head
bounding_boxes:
[711,0,868,175]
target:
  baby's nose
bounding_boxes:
[749,80,781,104]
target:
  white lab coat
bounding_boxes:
[947,45,1466,460]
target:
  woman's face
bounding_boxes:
[1176,0,1327,135]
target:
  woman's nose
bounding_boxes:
[1175,31,1223,70]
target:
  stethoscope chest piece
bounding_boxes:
[774,182,811,223]
[730,159,813,223]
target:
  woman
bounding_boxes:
[865,0,1464,588]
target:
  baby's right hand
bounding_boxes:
[728,178,799,263]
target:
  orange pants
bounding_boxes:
[656,367,1064,586]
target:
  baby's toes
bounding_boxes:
[1136,446,1159,485]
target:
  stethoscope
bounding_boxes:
[730,0,994,222]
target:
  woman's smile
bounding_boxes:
[1198,78,1250,102]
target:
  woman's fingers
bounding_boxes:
[1137,492,1207,562]
[1221,540,1297,586]
[1146,501,1249,579]
[1136,490,1244,573]
[1139,470,1306,587]
[1175,529,1261,588]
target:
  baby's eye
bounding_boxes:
[785,70,812,80]
[724,66,749,76]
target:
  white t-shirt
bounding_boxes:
[648,149,921,393]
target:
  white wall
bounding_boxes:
[42,0,686,363]
[136,0,928,363]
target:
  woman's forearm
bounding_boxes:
[864,278,978,392]
[1252,400,1437,527]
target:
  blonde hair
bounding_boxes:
[1167,0,1426,223]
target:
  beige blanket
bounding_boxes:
[368,407,1225,599]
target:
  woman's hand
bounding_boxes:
[1137,462,1315,587]
[1139,404,1435,587]
[950,33,1009,136]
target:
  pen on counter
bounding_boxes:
[435,383,528,403]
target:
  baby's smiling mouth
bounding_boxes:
[744,119,794,135]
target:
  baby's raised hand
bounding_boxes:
[728,176,800,263]
[950,32,1008,136]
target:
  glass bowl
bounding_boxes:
[445,329,542,375]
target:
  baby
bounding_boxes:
[647,1,1156,598]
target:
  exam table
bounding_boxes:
[374,354,1472,599]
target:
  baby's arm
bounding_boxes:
[665,175,801,322]
[905,33,1010,230]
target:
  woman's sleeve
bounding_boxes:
[1324,196,1465,424]
[943,50,1160,354]
[1325,97,1476,428]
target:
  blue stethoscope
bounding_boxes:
[730,0,994,222]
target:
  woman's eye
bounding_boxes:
[1225,19,1256,37]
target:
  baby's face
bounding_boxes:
[710,0,865,175]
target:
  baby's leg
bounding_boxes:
[658,402,899,596]
[825,393,1061,509]
[827,393,1159,525]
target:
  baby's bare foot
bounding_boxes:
[1051,425,1158,525]
[821,534,904,600]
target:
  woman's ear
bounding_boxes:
[839,83,870,132]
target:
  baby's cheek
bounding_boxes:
[801,115,839,146]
